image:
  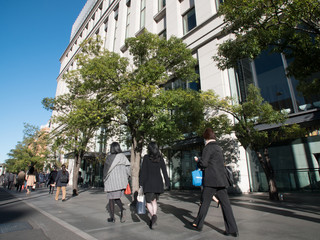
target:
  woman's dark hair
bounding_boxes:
[28,165,35,175]
[147,142,161,162]
[203,128,216,140]
[110,142,122,154]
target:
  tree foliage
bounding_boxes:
[69,32,201,193]
[201,84,305,200]
[43,32,201,194]
[5,123,50,173]
[214,0,320,96]
[42,38,116,194]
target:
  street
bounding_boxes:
[0,186,319,240]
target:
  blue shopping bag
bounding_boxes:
[192,169,203,186]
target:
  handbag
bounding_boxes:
[225,166,234,186]
[124,183,131,195]
[192,169,203,186]
[136,187,146,214]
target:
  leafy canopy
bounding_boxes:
[201,84,305,151]
[214,0,320,95]
[5,123,50,172]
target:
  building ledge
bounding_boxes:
[154,7,166,23]
[135,27,146,37]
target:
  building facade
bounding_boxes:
[53,0,320,192]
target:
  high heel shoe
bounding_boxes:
[216,201,220,208]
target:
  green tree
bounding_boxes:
[78,32,201,194]
[42,39,115,195]
[201,85,305,200]
[6,123,49,173]
[214,0,320,96]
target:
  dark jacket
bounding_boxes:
[198,141,229,187]
[48,170,58,185]
[139,155,170,193]
[55,170,69,187]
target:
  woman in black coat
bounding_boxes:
[48,166,58,194]
[139,142,170,229]
[192,128,238,237]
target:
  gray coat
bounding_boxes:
[104,153,131,192]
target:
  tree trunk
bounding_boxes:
[130,137,142,201]
[72,151,81,196]
[256,149,279,201]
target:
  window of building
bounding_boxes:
[253,51,294,112]
[236,50,320,114]
[104,18,108,32]
[164,66,200,91]
[215,0,224,11]
[140,0,146,29]
[183,8,196,35]
[125,2,131,39]
[158,0,166,12]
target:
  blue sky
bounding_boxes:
[0,0,87,163]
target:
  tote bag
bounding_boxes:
[136,187,146,214]
[192,169,203,187]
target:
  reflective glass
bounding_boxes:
[254,51,293,112]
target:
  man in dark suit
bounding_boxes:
[192,128,238,237]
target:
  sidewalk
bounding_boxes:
[2,186,320,240]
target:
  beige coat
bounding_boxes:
[26,174,36,187]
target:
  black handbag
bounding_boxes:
[225,166,234,186]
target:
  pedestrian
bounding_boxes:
[0,174,4,186]
[103,142,131,223]
[16,170,26,192]
[7,172,14,190]
[194,157,220,207]
[55,164,69,201]
[191,128,238,237]
[25,165,36,195]
[139,142,170,229]
[48,166,58,194]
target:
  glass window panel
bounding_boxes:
[215,0,224,11]
[183,8,196,35]
[254,51,293,112]
[159,0,166,11]
[189,65,200,91]
[140,0,146,29]
[285,58,320,111]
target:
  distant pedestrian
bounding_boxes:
[48,167,58,194]
[16,170,26,192]
[139,142,170,229]
[191,128,238,237]
[0,174,4,186]
[55,164,69,201]
[103,142,131,223]
[7,172,14,190]
[26,165,36,195]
